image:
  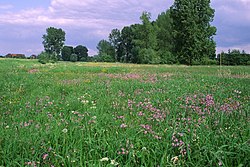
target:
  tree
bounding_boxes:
[170,0,216,65]
[62,46,74,61]
[155,10,173,52]
[109,29,121,62]
[42,27,66,60]
[155,10,176,64]
[74,45,88,61]
[137,12,157,50]
[97,40,115,61]
[131,12,159,64]
[119,26,136,63]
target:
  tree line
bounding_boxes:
[38,27,90,64]
[217,49,250,66]
[32,0,249,65]
[95,0,217,65]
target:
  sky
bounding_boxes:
[0,0,250,56]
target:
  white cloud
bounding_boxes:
[0,0,250,55]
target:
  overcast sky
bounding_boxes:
[0,0,250,56]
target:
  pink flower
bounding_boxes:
[120,123,127,128]
[138,111,144,116]
[43,153,49,160]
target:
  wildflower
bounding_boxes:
[62,128,68,133]
[117,115,124,119]
[100,157,109,162]
[110,159,119,166]
[171,156,178,164]
[120,123,127,128]
[42,153,49,160]
[137,111,144,116]
[218,161,223,166]
[142,147,147,151]
[81,100,89,104]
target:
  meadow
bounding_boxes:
[0,59,249,167]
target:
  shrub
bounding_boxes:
[94,54,115,62]
[139,48,160,64]
[201,57,217,65]
[38,52,57,64]
[159,51,176,64]
[192,57,217,65]
[70,53,78,62]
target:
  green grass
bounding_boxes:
[0,59,249,167]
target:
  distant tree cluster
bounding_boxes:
[217,50,250,65]
[1,54,37,59]
[96,0,217,65]
[95,11,174,64]
[39,27,89,64]
[5,54,26,59]
[62,45,88,62]
[36,0,249,66]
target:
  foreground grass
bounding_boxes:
[0,59,249,167]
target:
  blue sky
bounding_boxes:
[0,0,250,56]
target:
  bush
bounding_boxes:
[201,57,217,65]
[38,52,57,64]
[159,51,176,64]
[70,54,78,62]
[139,48,160,64]
[94,54,115,62]
[192,57,217,65]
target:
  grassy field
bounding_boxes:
[0,59,249,167]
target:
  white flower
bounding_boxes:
[81,100,89,104]
[171,156,178,164]
[62,128,68,133]
[100,157,109,162]
[110,159,119,166]
[92,116,97,119]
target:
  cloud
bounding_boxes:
[0,0,172,55]
[211,0,250,53]
[0,0,250,56]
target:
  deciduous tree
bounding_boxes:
[62,46,73,61]
[109,29,121,62]
[74,45,88,61]
[97,40,115,61]
[170,0,216,65]
[42,27,66,60]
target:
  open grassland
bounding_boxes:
[0,59,249,167]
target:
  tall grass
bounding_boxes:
[0,59,249,166]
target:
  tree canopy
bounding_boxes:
[42,27,66,59]
[74,45,88,61]
[170,0,216,65]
